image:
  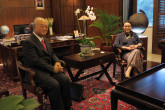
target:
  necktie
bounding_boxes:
[41,39,47,52]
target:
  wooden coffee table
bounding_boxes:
[111,63,165,110]
[63,50,116,85]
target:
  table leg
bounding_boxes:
[113,62,116,78]
[96,62,111,80]
[66,66,75,82]
[100,64,116,85]
[111,90,118,110]
[74,69,83,81]
[66,66,84,82]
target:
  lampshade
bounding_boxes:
[79,15,90,20]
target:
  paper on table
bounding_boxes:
[56,36,73,41]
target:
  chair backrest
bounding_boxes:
[17,61,36,86]
[111,35,116,46]
[29,22,34,34]
[158,39,165,63]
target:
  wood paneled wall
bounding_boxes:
[0,0,123,63]
[51,0,122,40]
[0,0,52,37]
[51,0,85,34]
[0,0,122,40]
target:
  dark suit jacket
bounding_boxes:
[22,34,60,83]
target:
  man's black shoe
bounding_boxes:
[65,107,74,110]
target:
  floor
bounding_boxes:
[147,53,161,63]
[146,53,161,70]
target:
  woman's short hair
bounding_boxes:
[123,21,132,26]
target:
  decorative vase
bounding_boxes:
[80,44,91,54]
[49,27,53,35]
[80,44,93,56]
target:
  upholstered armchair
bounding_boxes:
[158,39,165,63]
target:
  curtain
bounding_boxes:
[152,0,165,54]
[123,0,133,22]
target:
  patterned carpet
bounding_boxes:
[0,64,136,110]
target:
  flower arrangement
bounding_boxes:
[45,18,54,27]
[45,18,54,35]
[75,6,96,21]
[74,6,96,37]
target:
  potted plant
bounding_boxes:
[89,9,123,51]
[74,6,100,56]
[0,95,40,110]
[76,36,100,56]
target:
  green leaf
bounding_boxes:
[89,41,95,48]
[79,53,84,56]
[14,104,24,110]
[0,95,40,110]
[20,98,40,110]
[0,95,24,110]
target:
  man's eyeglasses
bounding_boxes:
[37,24,48,29]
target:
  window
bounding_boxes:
[137,0,153,26]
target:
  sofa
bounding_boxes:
[158,39,165,63]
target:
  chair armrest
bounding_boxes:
[158,39,165,50]
[59,60,66,67]
[113,47,122,61]
[17,61,36,86]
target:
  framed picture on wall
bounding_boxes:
[35,0,45,10]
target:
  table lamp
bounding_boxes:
[79,15,90,38]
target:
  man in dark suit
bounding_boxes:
[23,17,72,110]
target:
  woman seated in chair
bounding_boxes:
[114,21,143,78]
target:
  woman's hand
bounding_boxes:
[122,46,134,50]
[127,46,134,50]
[122,44,140,50]
[129,45,138,49]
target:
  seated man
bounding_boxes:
[22,17,72,110]
[114,21,144,78]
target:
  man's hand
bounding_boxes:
[54,62,63,73]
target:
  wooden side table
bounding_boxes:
[63,50,116,85]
